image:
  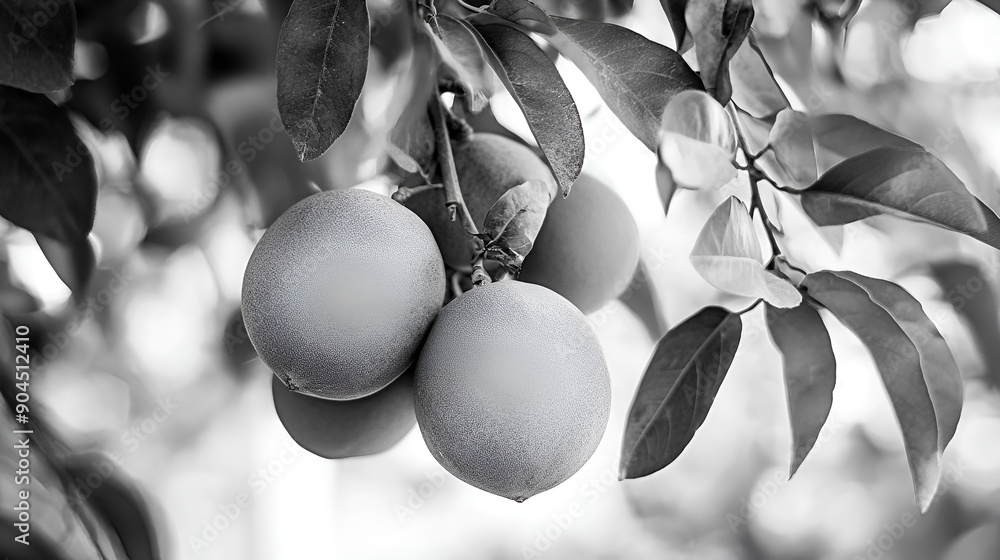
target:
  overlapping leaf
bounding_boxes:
[800,147,989,241]
[769,109,818,188]
[658,91,737,190]
[803,271,940,511]
[838,272,963,452]
[430,15,493,113]
[475,24,584,196]
[690,197,802,307]
[658,0,692,51]
[730,33,789,118]
[0,0,76,93]
[486,0,557,34]
[807,114,918,173]
[480,180,552,273]
[276,0,369,161]
[0,86,97,243]
[686,0,755,105]
[550,17,703,151]
[621,306,742,478]
[765,303,836,476]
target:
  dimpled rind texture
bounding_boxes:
[242,189,445,400]
[518,174,639,314]
[404,133,556,270]
[272,369,417,459]
[415,281,611,502]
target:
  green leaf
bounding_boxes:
[276,0,369,161]
[800,147,988,238]
[620,306,742,479]
[729,33,789,118]
[480,180,552,274]
[475,24,584,197]
[0,86,97,243]
[769,109,817,188]
[807,113,918,173]
[35,234,95,302]
[551,16,703,152]
[486,0,557,34]
[658,0,692,51]
[803,271,940,511]
[765,302,836,477]
[686,0,755,105]
[430,15,493,113]
[690,197,802,307]
[837,272,963,453]
[0,0,76,93]
[658,90,737,190]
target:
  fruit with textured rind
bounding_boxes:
[403,133,556,270]
[518,174,639,314]
[414,281,611,501]
[242,188,445,400]
[272,369,416,459]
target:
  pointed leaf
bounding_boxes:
[475,24,584,197]
[769,109,817,188]
[276,0,369,161]
[655,160,678,214]
[690,197,802,307]
[838,272,963,452]
[658,90,737,190]
[730,33,789,118]
[0,0,76,93]
[0,86,97,243]
[658,0,692,51]
[486,0,557,34]
[480,180,552,274]
[930,262,1000,388]
[807,114,918,173]
[430,15,493,113]
[35,234,96,302]
[803,271,940,511]
[686,0,755,105]
[621,262,669,339]
[551,17,703,152]
[620,306,742,478]
[800,147,988,238]
[765,303,836,476]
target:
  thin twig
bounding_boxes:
[428,90,490,285]
[729,104,782,265]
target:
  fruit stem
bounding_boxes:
[428,89,491,285]
[391,183,443,203]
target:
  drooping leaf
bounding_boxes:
[0,0,76,93]
[729,33,789,118]
[769,109,817,188]
[655,160,677,214]
[0,86,97,243]
[803,270,940,511]
[620,306,742,479]
[276,0,369,161]
[807,113,918,173]
[800,147,988,240]
[690,197,802,307]
[658,0,692,51]
[550,16,703,151]
[480,180,552,273]
[430,15,493,113]
[765,302,836,477]
[621,261,669,339]
[387,36,437,176]
[475,24,584,196]
[486,0,557,34]
[686,0,755,105]
[658,90,737,190]
[838,272,963,452]
[35,234,96,301]
[930,261,1000,388]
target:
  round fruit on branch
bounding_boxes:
[272,368,416,459]
[403,133,558,271]
[518,174,640,314]
[242,188,446,400]
[414,280,611,502]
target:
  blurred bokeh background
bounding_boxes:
[3,0,1000,559]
